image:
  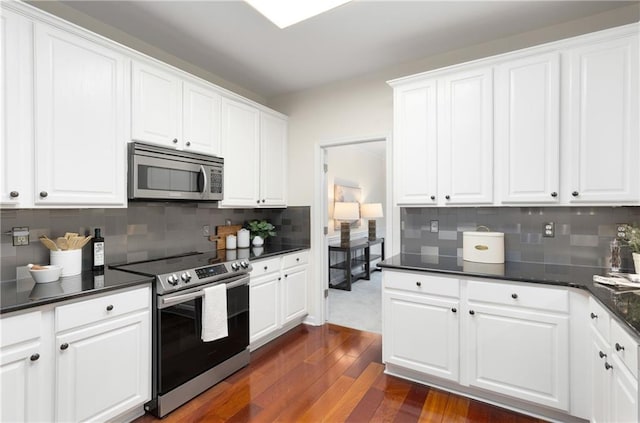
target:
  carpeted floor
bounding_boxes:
[328,270,382,333]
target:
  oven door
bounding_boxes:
[156,275,249,396]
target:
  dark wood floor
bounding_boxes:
[135,324,547,422]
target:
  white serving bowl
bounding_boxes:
[28,264,62,284]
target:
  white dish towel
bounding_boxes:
[201,284,228,342]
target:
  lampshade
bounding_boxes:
[333,202,360,221]
[360,203,383,219]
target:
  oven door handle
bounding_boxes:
[159,275,249,309]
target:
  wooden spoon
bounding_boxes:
[56,237,69,250]
[64,232,79,240]
[39,236,59,251]
[76,235,92,249]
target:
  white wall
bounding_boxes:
[326,142,386,240]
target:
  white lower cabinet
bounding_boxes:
[0,286,151,423]
[249,251,309,349]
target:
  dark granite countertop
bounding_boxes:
[379,254,640,339]
[1,268,153,315]
[232,243,309,261]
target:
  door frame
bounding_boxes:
[309,133,398,326]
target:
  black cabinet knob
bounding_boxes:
[264,266,268,271]
[278,277,281,281]
[590,312,598,319]
[445,195,451,200]
[550,192,558,198]
[30,353,40,361]
[469,310,475,315]
[172,138,178,144]
[9,191,19,198]
[262,199,265,203]
[451,308,457,313]
[296,258,300,262]
[430,195,435,200]
[604,362,613,370]
[511,293,518,299]
[572,191,579,197]
[186,141,191,146]
[416,281,421,287]
[60,343,69,350]
[106,304,114,311]
[615,343,625,352]
[39,191,48,198]
[256,200,260,204]
[599,351,607,359]
[284,274,288,278]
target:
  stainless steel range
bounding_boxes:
[110,251,251,417]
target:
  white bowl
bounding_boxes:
[28,264,62,284]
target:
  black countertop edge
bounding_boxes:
[245,244,309,261]
[378,254,640,340]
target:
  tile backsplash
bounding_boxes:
[0,204,310,281]
[402,206,640,268]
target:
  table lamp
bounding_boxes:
[361,203,383,241]
[334,202,360,247]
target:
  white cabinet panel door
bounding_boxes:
[610,355,639,423]
[393,79,438,205]
[220,98,260,207]
[131,61,181,147]
[0,9,33,207]
[466,304,569,411]
[383,292,459,382]
[183,80,221,155]
[56,312,150,422]
[590,328,611,423]
[281,266,308,325]
[566,35,639,203]
[34,23,126,206]
[0,341,44,422]
[439,67,494,205]
[259,113,287,207]
[496,53,560,203]
[249,274,280,343]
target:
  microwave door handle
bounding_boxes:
[198,165,209,195]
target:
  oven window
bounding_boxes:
[158,284,249,394]
[138,165,201,193]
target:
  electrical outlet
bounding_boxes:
[12,227,30,246]
[202,225,210,236]
[430,220,439,233]
[543,222,555,238]
[616,223,628,239]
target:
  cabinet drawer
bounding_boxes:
[611,319,639,378]
[467,280,569,313]
[251,257,281,277]
[282,250,309,269]
[56,286,150,332]
[384,271,459,298]
[588,297,611,340]
[0,311,41,347]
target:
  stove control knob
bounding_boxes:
[167,274,178,285]
[181,272,191,282]
[240,260,249,269]
[231,262,240,271]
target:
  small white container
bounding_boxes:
[463,231,505,264]
[237,229,250,248]
[226,234,237,250]
[50,249,82,276]
[28,264,62,283]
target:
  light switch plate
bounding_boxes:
[430,220,439,233]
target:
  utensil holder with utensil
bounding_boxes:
[50,249,82,276]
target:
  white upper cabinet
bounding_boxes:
[439,67,494,205]
[496,52,560,204]
[393,79,438,205]
[259,112,287,207]
[565,34,639,204]
[0,9,33,208]
[132,61,222,155]
[34,22,127,207]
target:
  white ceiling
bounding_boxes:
[54,0,636,99]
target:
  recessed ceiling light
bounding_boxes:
[244,0,352,29]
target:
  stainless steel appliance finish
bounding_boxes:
[110,251,251,418]
[128,142,223,201]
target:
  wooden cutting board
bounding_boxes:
[209,225,243,250]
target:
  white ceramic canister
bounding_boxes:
[237,229,250,248]
[226,235,237,249]
[50,249,82,276]
[462,231,505,264]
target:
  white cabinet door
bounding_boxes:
[259,112,287,207]
[183,80,221,155]
[56,311,150,422]
[496,53,560,204]
[0,9,33,207]
[281,266,308,325]
[220,98,260,207]
[439,67,493,205]
[610,355,638,423]
[131,61,181,147]
[590,328,611,423]
[566,35,639,204]
[34,22,126,206]
[249,273,280,343]
[393,79,438,205]
[466,304,569,411]
[383,291,459,382]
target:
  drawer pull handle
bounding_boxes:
[106,304,114,311]
[264,266,268,271]
[550,192,558,198]
[186,141,191,147]
[430,195,436,201]
[60,343,69,350]
[511,293,518,299]
[451,308,457,313]
[284,274,288,278]
[590,312,598,319]
[604,362,613,370]
[10,191,19,198]
[615,343,625,352]
[39,191,48,198]
[30,353,40,361]
[445,195,451,200]
[572,191,579,197]
[172,138,178,144]
[416,281,421,287]
[474,245,488,251]
[469,310,475,315]
[296,258,300,262]
[599,351,607,359]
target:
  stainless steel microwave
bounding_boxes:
[128,143,223,201]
